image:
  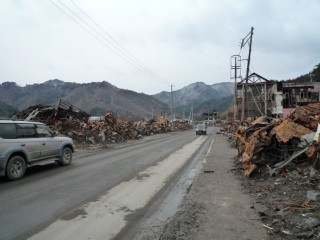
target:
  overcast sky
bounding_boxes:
[0,0,319,94]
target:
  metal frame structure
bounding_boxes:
[236,73,273,119]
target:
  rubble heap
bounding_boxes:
[13,100,192,146]
[236,103,320,177]
[55,115,191,146]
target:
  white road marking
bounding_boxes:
[29,136,207,240]
[203,138,215,164]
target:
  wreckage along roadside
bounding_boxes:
[11,99,192,146]
[234,103,320,177]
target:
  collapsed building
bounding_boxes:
[233,71,320,176]
[12,99,90,123]
[13,99,192,145]
[235,73,320,120]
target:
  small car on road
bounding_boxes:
[0,120,75,180]
[195,123,207,135]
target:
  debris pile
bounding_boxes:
[13,99,90,124]
[55,115,190,145]
[236,103,320,177]
[13,100,192,146]
[230,104,320,239]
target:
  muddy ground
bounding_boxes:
[159,133,320,240]
[234,160,320,239]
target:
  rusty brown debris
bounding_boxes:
[235,103,320,176]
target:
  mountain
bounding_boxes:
[153,82,234,117]
[0,80,234,119]
[0,99,18,118]
[0,80,168,119]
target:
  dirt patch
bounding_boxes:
[234,159,320,239]
[159,201,205,240]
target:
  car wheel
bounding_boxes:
[59,147,72,166]
[6,156,26,180]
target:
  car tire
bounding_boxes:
[59,147,72,166]
[6,156,26,180]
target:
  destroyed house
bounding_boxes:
[12,99,90,123]
[236,73,320,119]
[201,111,218,122]
[281,82,320,108]
[280,82,320,117]
[236,73,274,119]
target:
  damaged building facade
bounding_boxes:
[235,73,320,120]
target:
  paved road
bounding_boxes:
[0,128,213,240]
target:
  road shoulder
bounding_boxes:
[160,132,270,240]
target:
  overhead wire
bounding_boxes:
[69,0,167,84]
[56,0,166,83]
[49,0,172,86]
[49,0,143,74]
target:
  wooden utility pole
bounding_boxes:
[231,55,241,120]
[170,85,174,123]
[241,27,254,121]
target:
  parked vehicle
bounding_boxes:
[195,123,207,135]
[0,120,75,180]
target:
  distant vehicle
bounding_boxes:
[0,120,75,180]
[195,123,207,135]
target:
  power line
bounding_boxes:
[69,0,168,84]
[49,0,171,85]
[55,0,157,80]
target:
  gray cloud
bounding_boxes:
[0,0,319,94]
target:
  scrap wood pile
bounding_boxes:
[56,115,191,145]
[13,99,90,124]
[236,103,320,177]
[81,116,191,145]
[13,101,191,145]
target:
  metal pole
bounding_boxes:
[242,27,254,121]
[234,57,237,120]
[170,85,174,130]
[264,83,267,115]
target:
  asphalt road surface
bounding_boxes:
[0,128,214,240]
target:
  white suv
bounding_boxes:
[0,120,75,180]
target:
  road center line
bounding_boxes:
[29,136,207,240]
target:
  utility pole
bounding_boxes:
[170,85,174,127]
[189,104,193,124]
[241,27,254,121]
[231,55,241,120]
[151,105,154,119]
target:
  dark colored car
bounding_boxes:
[195,123,207,135]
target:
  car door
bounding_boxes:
[36,125,60,159]
[17,123,41,161]
[0,123,20,155]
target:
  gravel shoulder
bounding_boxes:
[159,132,269,240]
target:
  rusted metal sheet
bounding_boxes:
[238,123,276,176]
[235,103,320,176]
[289,103,320,131]
[273,119,312,143]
